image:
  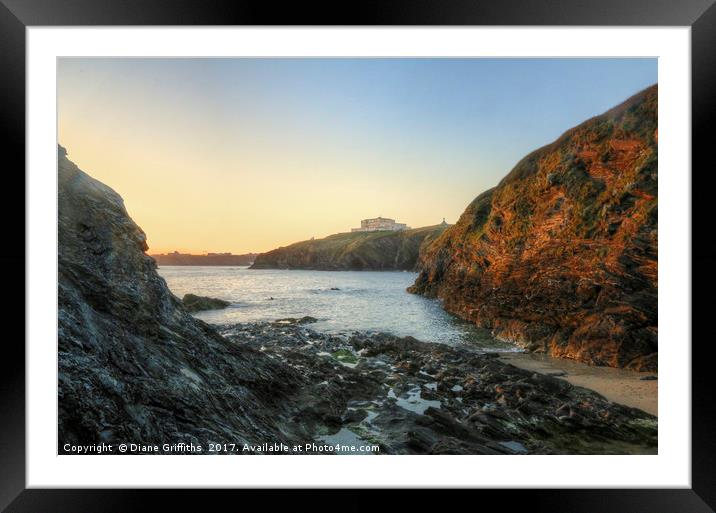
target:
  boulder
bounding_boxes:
[181,294,230,312]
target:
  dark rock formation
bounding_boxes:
[220,322,657,454]
[250,224,449,271]
[58,146,310,451]
[274,316,318,325]
[410,85,658,371]
[181,293,230,313]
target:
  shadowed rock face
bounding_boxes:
[250,224,449,271]
[409,86,658,371]
[57,146,309,450]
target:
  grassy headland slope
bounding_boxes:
[409,85,658,370]
[250,224,449,271]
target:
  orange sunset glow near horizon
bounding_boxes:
[58,58,657,254]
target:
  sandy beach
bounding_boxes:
[498,352,658,416]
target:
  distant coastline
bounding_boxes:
[151,251,258,266]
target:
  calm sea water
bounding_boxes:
[157,266,515,350]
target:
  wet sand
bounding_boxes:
[498,352,658,416]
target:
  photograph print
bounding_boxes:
[58,57,658,456]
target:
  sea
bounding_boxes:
[157,266,516,350]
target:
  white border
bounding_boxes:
[27,27,691,488]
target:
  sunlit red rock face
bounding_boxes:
[409,85,658,371]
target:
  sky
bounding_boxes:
[58,58,657,254]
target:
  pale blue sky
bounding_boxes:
[58,58,657,253]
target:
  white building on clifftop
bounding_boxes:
[351,216,409,232]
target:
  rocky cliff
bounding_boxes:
[250,224,448,271]
[58,146,309,450]
[409,86,658,371]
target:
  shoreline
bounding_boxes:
[217,320,657,454]
[497,352,657,416]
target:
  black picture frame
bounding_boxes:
[2,1,714,511]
